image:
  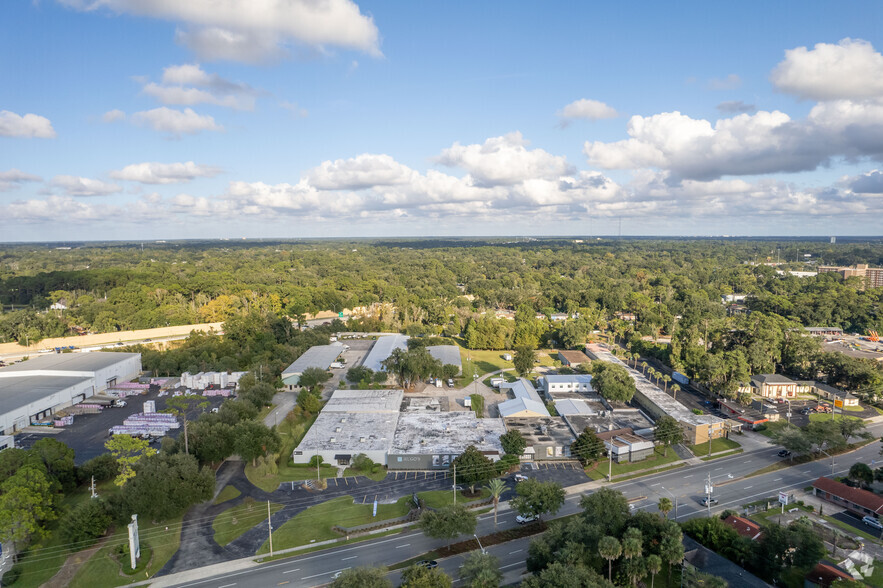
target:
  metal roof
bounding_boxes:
[282,344,344,376]
[427,345,462,369]
[0,375,93,415]
[553,398,595,415]
[498,397,549,417]
[295,411,399,453]
[323,389,404,413]
[0,352,140,377]
[362,335,410,372]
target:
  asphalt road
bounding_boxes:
[167,427,883,588]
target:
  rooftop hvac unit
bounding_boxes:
[330,437,336,443]
[336,427,342,432]
[359,437,365,442]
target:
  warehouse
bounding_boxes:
[498,378,550,418]
[427,345,462,374]
[389,411,505,469]
[0,352,142,434]
[281,343,345,390]
[362,334,410,372]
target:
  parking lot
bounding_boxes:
[16,388,228,464]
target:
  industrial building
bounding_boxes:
[498,378,550,418]
[503,417,575,461]
[389,412,505,469]
[562,407,655,438]
[0,352,142,434]
[539,374,594,399]
[557,350,590,366]
[281,343,345,389]
[362,334,410,372]
[427,345,462,374]
[585,344,727,445]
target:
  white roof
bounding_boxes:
[553,398,595,415]
[427,345,462,368]
[543,374,594,386]
[391,412,505,454]
[499,397,549,417]
[323,389,403,413]
[0,352,140,378]
[362,335,410,372]
[282,344,344,376]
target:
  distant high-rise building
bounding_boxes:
[830,236,836,244]
[818,264,883,289]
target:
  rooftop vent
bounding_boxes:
[336,427,342,432]
[359,437,365,442]
[340,418,347,423]
[330,437,336,442]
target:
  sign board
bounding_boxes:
[338,312,344,318]
[127,514,140,570]
[778,492,790,505]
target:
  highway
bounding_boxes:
[166,428,883,588]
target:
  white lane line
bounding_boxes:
[773,478,783,481]
[714,467,723,470]
[302,568,349,580]
[684,475,694,478]
[396,543,411,548]
[500,562,523,570]
[282,569,300,574]
[509,549,523,554]
[342,556,358,561]
[650,483,660,487]
[744,486,753,490]
[218,584,236,588]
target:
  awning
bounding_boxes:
[334,454,352,460]
[523,447,536,454]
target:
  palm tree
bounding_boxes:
[671,383,680,401]
[646,554,662,588]
[486,478,505,529]
[622,528,643,560]
[598,536,621,583]
[662,374,671,392]
[631,352,639,367]
[640,361,648,375]
[657,497,673,519]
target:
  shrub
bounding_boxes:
[3,565,21,586]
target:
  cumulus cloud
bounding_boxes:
[717,100,756,114]
[5,195,113,222]
[771,38,883,101]
[102,109,126,123]
[849,170,883,194]
[437,132,574,186]
[131,107,223,136]
[707,74,742,90]
[60,0,382,62]
[0,169,42,192]
[109,161,222,184]
[557,99,618,125]
[306,154,416,190]
[141,64,257,110]
[0,110,56,138]
[51,175,122,197]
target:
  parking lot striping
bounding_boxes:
[342,556,358,561]
[282,569,300,574]
[396,544,411,548]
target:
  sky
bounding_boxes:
[2,1,883,241]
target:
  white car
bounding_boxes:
[514,474,528,482]
[515,514,538,524]
[862,515,883,530]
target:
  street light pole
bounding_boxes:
[473,534,486,554]
[661,486,679,520]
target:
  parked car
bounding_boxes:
[416,560,438,569]
[862,516,883,530]
[514,473,528,482]
[515,514,538,524]
[114,400,127,408]
[447,378,455,388]
[777,450,792,458]
[699,497,719,506]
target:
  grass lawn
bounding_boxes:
[470,394,485,417]
[213,499,284,546]
[459,348,514,381]
[688,437,741,456]
[342,464,388,481]
[419,488,491,509]
[482,372,517,389]
[213,484,241,505]
[68,514,184,588]
[256,495,411,554]
[585,447,682,481]
[808,412,863,423]
[843,405,865,412]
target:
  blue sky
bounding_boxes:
[2,1,883,241]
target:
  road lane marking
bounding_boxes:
[302,568,350,580]
[744,486,753,489]
[277,582,289,586]
[773,478,782,481]
[714,467,723,470]
[684,475,693,478]
[509,549,523,554]
[282,569,300,574]
[396,543,411,548]
[218,584,236,588]
[650,483,660,486]
[500,562,523,570]
[342,556,358,561]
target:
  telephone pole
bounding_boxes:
[267,500,274,557]
[453,463,457,504]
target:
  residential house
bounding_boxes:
[722,515,763,541]
[812,476,883,518]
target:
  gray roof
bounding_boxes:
[553,398,596,415]
[498,397,549,417]
[391,412,505,455]
[563,411,655,436]
[751,374,794,385]
[427,345,462,369]
[683,536,771,587]
[542,374,594,386]
[0,352,140,377]
[323,389,404,413]
[362,335,410,372]
[282,344,344,376]
[504,417,576,447]
[0,375,92,415]
[295,411,400,454]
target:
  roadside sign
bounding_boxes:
[338,312,343,318]
[779,492,789,505]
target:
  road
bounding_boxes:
[166,428,883,588]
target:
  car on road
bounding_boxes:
[416,560,438,569]
[515,514,538,524]
[514,473,528,482]
[862,516,883,530]
[777,450,792,458]
[699,497,719,506]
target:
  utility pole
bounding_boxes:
[453,463,457,505]
[608,445,613,481]
[90,475,98,498]
[267,500,274,557]
[705,472,712,517]
[316,449,320,481]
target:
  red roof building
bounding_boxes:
[812,476,883,517]
[804,562,856,587]
[722,515,763,540]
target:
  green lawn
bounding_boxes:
[482,372,517,389]
[213,499,284,546]
[586,447,682,481]
[256,495,412,554]
[419,488,491,509]
[688,437,741,456]
[343,464,388,481]
[213,484,241,505]
[459,348,514,381]
[470,394,485,417]
[808,412,863,423]
[68,514,184,588]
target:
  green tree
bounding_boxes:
[418,504,477,540]
[598,535,622,583]
[654,416,684,457]
[32,437,76,491]
[458,551,502,588]
[571,427,605,465]
[513,345,538,377]
[592,362,637,402]
[233,420,281,467]
[451,446,496,493]
[330,566,391,588]
[115,453,214,521]
[297,387,322,413]
[511,479,565,520]
[522,562,615,588]
[401,564,453,588]
[499,430,526,456]
[346,365,373,384]
[442,364,460,380]
[646,554,662,588]
[299,366,332,390]
[485,478,506,529]
[0,465,56,550]
[848,462,874,488]
[580,488,631,536]
[838,417,870,445]
[105,434,157,487]
[60,498,111,547]
[190,420,235,466]
[657,497,673,519]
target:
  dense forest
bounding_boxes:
[1,238,882,396]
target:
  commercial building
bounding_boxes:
[0,352,142,434]
[281,343,345,390]
[427,345,462,373]
[818,264,883,289]
[557,350,590,366]
[812,476,883,518]
[389,412,505,469]
[503,417,575,461]
[291,389,403,466]
[585,344,727,445]
[596,428,655,463]
[802,381,859,407]
[563,408,655,438]
[498,378,550,418]
[738,374,803,399]
[362,334,410,372]
[540,374,594,399]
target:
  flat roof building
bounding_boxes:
[389,412,505,469]
[557,350,590,366]
[427,345,462,373]
[362,334,410,372]
[281,343,345,389]
[539,374,594,400]
[0,352,142,434]
[503,417,575,461]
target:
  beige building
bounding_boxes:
[818,264,883,290]
[738,374,806,399]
